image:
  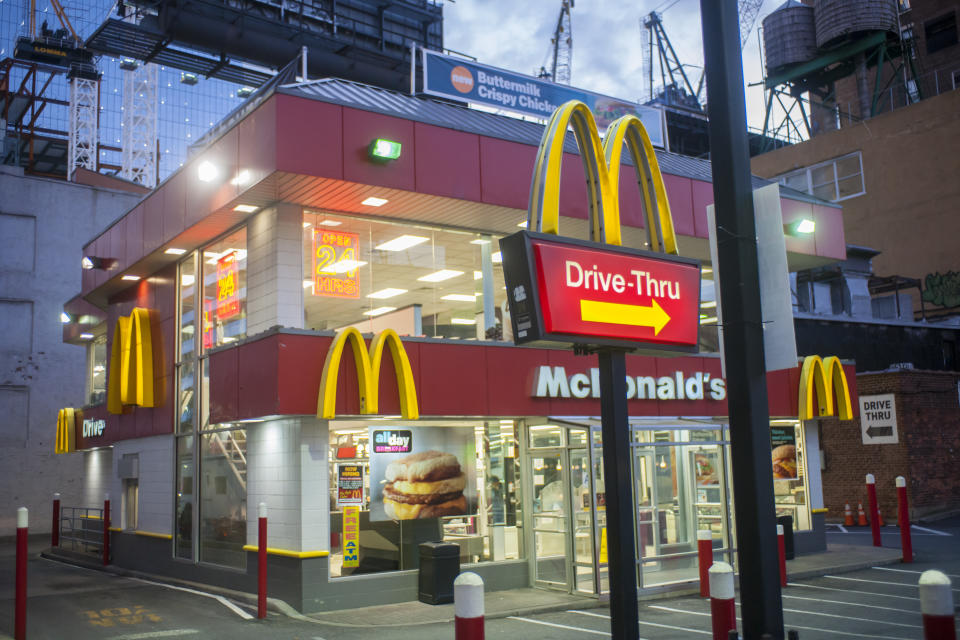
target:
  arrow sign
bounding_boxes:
[581,299,671,335]
[865,425,893,439]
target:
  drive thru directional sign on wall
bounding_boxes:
[859,393,899,445]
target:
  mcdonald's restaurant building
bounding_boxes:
[58,79,860,612]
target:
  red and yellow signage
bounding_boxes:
[216,251,241,319]
[202,299,215,350]
[342,506,360,568]
[313,229,360,299]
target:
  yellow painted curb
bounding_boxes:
[241,545,329,558]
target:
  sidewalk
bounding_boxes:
[303,542,905,627]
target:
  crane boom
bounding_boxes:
[738,0,764,49]
[542,0,573,84]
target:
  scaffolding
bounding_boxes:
[67,72,99,179]
[121,62,157,187]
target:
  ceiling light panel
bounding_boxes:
[376,235,429,252]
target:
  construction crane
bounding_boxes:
[14,0,93,69]
[738,0,765,49]
[539,0,574,84]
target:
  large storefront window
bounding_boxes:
[199,428,247,568]
[86,335,107,405]
[302,211,507,340]
[771,419,811,531]
[328,420,522,578]
[201,228,247,349]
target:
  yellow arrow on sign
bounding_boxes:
[580,298,671,335]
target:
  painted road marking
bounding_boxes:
[911,524,952,536]
[741,603,920,629]
[507,615,614,637]
[825,574,960,593]
[82,606,162,627]
[105,631,199,639]
[826,524,949,536]
[782,593,919,615]
[648,604,915,640]
[571,609,711,636]
[874,566,960,579]
[788,581,919,601]
[129,578,254,620]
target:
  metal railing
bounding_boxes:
[59,506,104,554]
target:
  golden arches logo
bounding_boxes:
[318,328,419,420]
[107,307,157,414]
[55,408,78,454]
[799,355,853,421]
[528,100,678,254]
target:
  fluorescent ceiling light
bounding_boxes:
[700,300,717,309]
[79,333,94,340]
[233,204,258,213]
[441,294,477,302]
[197,160,218,182]
[376,235,428,252]
[317,220,342,227]
[230,170,250,186]
[303,222,312,228]
[320,259,367,274]
[491,251,503,263]
[60,312,71,324]
[451,318,476,325]
[474,271,483,280]
[517,221,528,228]
[121,275,141,281]
[700,317,718,325]
[367,288,407,299]
[363,306,396,317]
[701,267,713,275]
[470,238,491,245]
[165,247,187,255]
[181,275,195,286]
[418,269,463,282]
[222,336,237,343]
[361,196,389,207]
[303,279,314,288]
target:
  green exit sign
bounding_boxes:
[369,138,402,161]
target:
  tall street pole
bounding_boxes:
[698,1,785,638]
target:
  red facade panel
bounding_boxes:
[415,341,489,416]
[110,215,129,275]
[813,204,846,261]
[187,127,240,226]
[141,193,164,257]
[663,173,695,238]
[161,171,187,247]
[126,205,144,267]
[780,197,817,257]
[342,110,415,191]
[478,137,537,209]
[276,333,331,416]
[237,337,281,418]
[691,179,714,239]
[238,97,279,188]
[413,123,482,202]
[276,96,343,180]
[208,346,239,424]
[556,153,590,221]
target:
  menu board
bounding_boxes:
[336,463,364,507]
[771,426,798,480]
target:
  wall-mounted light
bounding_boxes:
[197,161,218,182]
[784,218,815,236]
[82,256,117,270]
[233,204,258,213]
[121,274,141,281]
[119,58,138,71]
[61,312,72,324]
[79,333,94,340]
[180,72,198,86]
[368,138,402,161]
[658,455,668,469]
[165,247,187,255]
[236,86,254,98]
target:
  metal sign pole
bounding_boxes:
[698,1,784,638]
[596,348,639,640]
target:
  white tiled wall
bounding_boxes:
[109,435,174,534]
[246,417,329,552]
[246,204,304,336]
[82,448,113,508]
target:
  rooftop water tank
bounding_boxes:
[763,1,818,74]
[814,0,898,49]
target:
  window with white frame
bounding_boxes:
[775,152,865,203]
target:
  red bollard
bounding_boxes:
[919,570,956,640]
[103,494,111,565]
[697,529,713,597]
[454,572,485,640]
[777,524,787,587]
[52,492,60,548]
[258,502,267,619]
[15,507,28,640]
[709,561,736,640]
[866,474,882,547]
[896,476,913,563]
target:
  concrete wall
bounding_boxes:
[109,435,174,534]
[752,89,960,287]
[0,165,142,531]
[246,203,304,336]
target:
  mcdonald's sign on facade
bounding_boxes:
[107,307,158,415]
[55,408,79,454]
[500,100,701,350]
[798,355,854,421]
[317,328,419,420]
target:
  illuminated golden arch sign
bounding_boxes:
[500,100,700,350]
[798,355,853,421]
[107,307,157,414]
[318,328,419,420]
[55,408,78,454]
[528,100,678,254]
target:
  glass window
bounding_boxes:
[199,429,248,568]
[775,152,865,203]
[302,212,507,340]
[327,421,522,578]
[175,435,194,559]
[771,421,811,531]
[87,335,107,405]
[177,254,197,434]
[202,228,247,350]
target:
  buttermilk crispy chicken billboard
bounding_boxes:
[368,426,477,521]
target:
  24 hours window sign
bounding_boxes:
[500,231,701,350]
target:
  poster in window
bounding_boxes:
[202,299,214,350]
[771,426,798,480]
[693,451,720,486]
[215,251,241,319]
[367,426,476,522]
[313,229,361,299]
[336,463,364,508]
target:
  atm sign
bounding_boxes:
[501,231,701,350]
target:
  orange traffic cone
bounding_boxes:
[877,507,885,527]
[857,503,868,526]
[843,503,854,526]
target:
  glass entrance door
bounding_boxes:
[531,450,567,588]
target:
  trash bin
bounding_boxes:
[777,515,795,560]
[418,542,460,604]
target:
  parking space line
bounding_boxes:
[910,524,952,536]
[572,609,711,636]
[782,593,918,614]
[754,605,920,629]
[648,605,916,639]
[787,582,919,601]
[105,631,199,639]
[129,578,254,620]
[825,574,960,593]
[507,615,613,637]
[874,566,960,579]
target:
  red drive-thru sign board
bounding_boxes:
[501,231,701,351]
